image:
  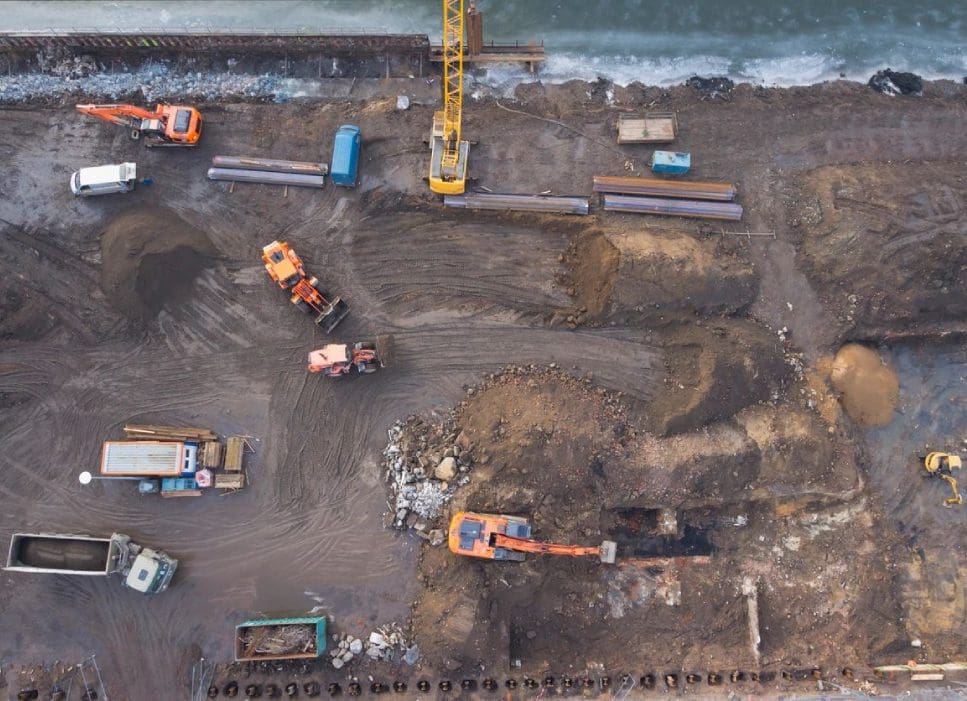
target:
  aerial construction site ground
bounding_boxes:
[0,67,965,699]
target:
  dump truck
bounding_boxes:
[5,533,177,594]
[235,616,327,661]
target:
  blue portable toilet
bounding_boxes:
[331,124,361,187]
[651,150,691,175]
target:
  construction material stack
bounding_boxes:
[96,424,250,496]
[207,155,328,189]
[595,174,743,221]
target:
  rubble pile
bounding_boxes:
[329,623,417,669]
[383,413,475,532]
[0,58,285,103]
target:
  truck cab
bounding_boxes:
[120,546,177,594]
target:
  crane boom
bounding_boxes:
[428,0,470,194]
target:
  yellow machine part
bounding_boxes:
[428,0,470,194]
[923,452,963,507]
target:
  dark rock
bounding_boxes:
[685,75,734,99]
[868,68,923,96]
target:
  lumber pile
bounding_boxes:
[123,424,217,442]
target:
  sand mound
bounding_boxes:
[561,228,756,325]
[100,208,216,321]
[827,343,899,427]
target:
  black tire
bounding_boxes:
[293,299,312,315]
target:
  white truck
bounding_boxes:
[5,532,177,594]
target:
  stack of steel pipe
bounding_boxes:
[602,194,743,221]
[208,155,328,189]
[592,175,736,201]
[212,156,328,175]
[444,193,589,215]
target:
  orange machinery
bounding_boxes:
[448,511,617,563]
[75,103,203,146]
[262,240,349,333]
[308,336,393,377]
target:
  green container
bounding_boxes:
[234,616,327,661]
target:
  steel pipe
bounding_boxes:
[602,194,743,221]
[445,193,589,215]
[207,168,325,188]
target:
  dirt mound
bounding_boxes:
[647,321,789,436]
[824,343,899,427]
[791,163,966,338]
[100,208,216,321]
[560,229,756,326]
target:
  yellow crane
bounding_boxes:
[428,0,470,194]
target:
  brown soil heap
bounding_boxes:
[99,208,216,322]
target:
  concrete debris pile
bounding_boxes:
[329,623,417,669]
[685,75,735,100]
[383,414,475,532]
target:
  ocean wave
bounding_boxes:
[469,47,966,95]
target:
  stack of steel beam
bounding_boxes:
[212,156,329,176]
[444,193,589,215]
[592,175,736,201]
[602,194,743,221]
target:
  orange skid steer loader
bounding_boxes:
[262,241,349,333]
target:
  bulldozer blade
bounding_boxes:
[375,333,395,368]
[316,298,350,333]
[600,540,618,564]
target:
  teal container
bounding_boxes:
[651,150,691,174]
[235,616,327,661]
[331,125,361,187]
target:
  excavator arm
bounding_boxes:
[76,103,158,126]
[939,474,963,507]
[493,534,607,559]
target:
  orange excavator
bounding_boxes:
[75,103,203,147]
[262,240,349,333]
[449,511,617,563]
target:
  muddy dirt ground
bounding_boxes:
[0,77,964,698]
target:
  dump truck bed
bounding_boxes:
[5,533,118,575]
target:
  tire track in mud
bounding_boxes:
[338,213,573,322]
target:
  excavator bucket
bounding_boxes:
[600,540,618,564]
[374,333,395,369]
[315,298,350,333]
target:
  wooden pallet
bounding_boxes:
[215,473,246,490]
[161,489,203,498]
[617,112,678,144]
[201,440,224,469]
[224,436,246,471]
